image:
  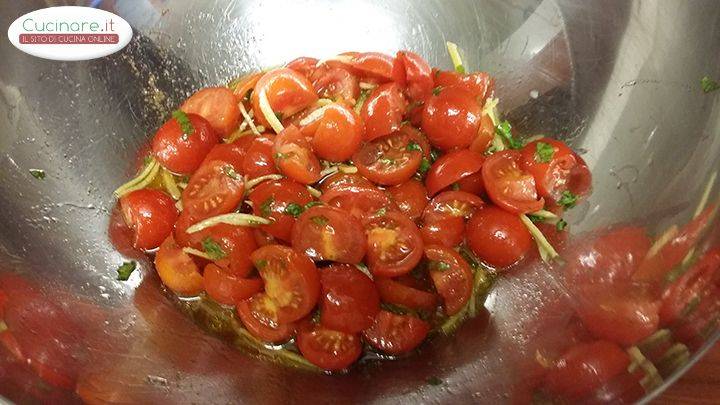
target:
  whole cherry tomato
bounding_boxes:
[181,87,240,137]
[466,205,533,268]
[151,112,218,174]
[120,189,178,251]
[421,86,481,150]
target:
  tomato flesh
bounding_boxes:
[204,264,263,306]
[353,131,422,186]
[302,103,363,162]
[251,68,318,128]
[291,206,367,264]
[520,138,591,203]
[425,245,474,315]
[154,235,204,296]
[482,150,544,214]
[296,320,362,371]
[237,295,296,343]
[386,179,429,221]
[362,310,430,355]
[181,87,240,137]
[273,124,322,184]
[248,178,313,242]
[365,212,424,277]
[182,159,245,220]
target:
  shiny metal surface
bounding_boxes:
[1,0,719,403]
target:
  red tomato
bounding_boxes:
[362,310,430,355]
[350,52,395,82]
[285,56,320,78]
[273,124,322,184]
[353,131,422,186]
[178,223,258,277]
[392,50,433,101]
[242,134,279,178]
[520,138,592,203]
[203,264,263,306]
[482,150,544,214]
[319,264,380,333]
[375,277,437,311]
[119,189,178,250]
[311,67,360,103]
[181,87,240,137]
[456,172,485,195]
[251,245,321,323]
[253,228,277,247]
[466,205,533,268]
[420,191,484,248]
[296,320,362,371]
[433,70,494,103]
[421,86,482,150]
[660,248,720,326]
[231,72,262,101]
[154,235,204,296]
[469,112,495,154]
[248,178,313,242]
[151,112,218,174]
[425,149,485,196]
[425,245,474,315]
[251,68,318,128]
[202,137,250,171]
[291,206,367,264]
[365,212,424,277]
[182,159,245,220]
[320,172,373,192]
[237,295,296,343]
[386,179,429,220]
[542,341,630,401]
[301,103,363,162]
[360,83,408,141]
[321,184,397,220]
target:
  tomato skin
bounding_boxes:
[179,223,258,277]
[520,138,591,203]
[482,150,544,214]
[151,112,219,174]
[466,205,533,268]
[181,87,240,137]
[311,67,360,103]
[251,245,321,323]
[433,70,494,103]
[251,68,318,128]
[360,83,408,141]
[291,206,367,264]
[425,149,485,196]
[154,235,204,296]
[273,124,322,184]
[362,310,430,355]
[375,277,437,311]
[386,179,429,221]
[542,341,630,401]
[365,212,424,277]
[203,264,263,306]
[350,52,395,82]
[237,296,296,343]
[242,135,279,178]
[425,245,474,315]
[421,86,482,150]
[353,131,422,186]
[469,112,495,154]
[231,72,262,101]
[420,190,484,248]
[296,320,362,371]
[202,137,250,172]
[456,171,485,195]
[248,178,314,242]
[660,248,720,326]
[285,56,320,78]
[319,264,380,333]
[320,184,397,220]
[320,172,374,192]
[303,103,363,162]
[182,159,245,220]
[392,50,433,101]
[120,189,178,251]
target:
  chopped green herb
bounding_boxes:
[418,158,432,175]
[222,165,240,180]
[304,201,323,209]
[430,148,441,162]
[29,169,46,180]
[406,141,422,152]
[526,214,544,223]
[284,202,304,218]
[427,376,444,386]
[375,207,387,216]
[432,86,443,96]
[495,120,523,149]
[202,237,227,260]
[558,190,578,209]
[255,259,268,269]
[378,157,395,166]
[259,197,274,218]
[700,76,720,93]
[354,89,371,114]
[275,112,284,121]
[451,183,460,191]
[311,310,321,324]
[430,261,451,272]
[274,152,289,160]
[535,141,555,163]
[116,261,137,281]
[556,219,568,231]
[311,215,329,226]
[172,110,195,137]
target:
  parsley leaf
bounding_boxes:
[430,261,451,272]
[172,110,194,137]
[406,141,422,152]
[259,197,274,218]
[495,120,523,149]
[418,158,432,175]
[222,165,240,180]
[451,183,460,191]
[311,215,329,226]
[304,201,323,209]
[430,148,441,162]
[535,142,555,163]
[558,190,578,209]
[427,376,444,386]
[29,169,46,180]
[202,237,227,260]
[432,86,443,96]
[116,261,137,281]
[556,219,568,231]
[284,203,304,218]
[526,214,544,223]
[255,259,268,269]
[701,76,720,93]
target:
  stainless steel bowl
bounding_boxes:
[1,0,719,403]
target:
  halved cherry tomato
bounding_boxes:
[237,295,296,343]
[353,131,422,186]
[420,191,484,247]
[360,83,408,141]
[182,159,245,220]
[248,178,313,242]
[311,67,360,103]
[365,212,424,277]
[482,150,544,214]
[398,123,431,158]
[253,228,277,247]
[672,286,720,350]
[425,149,485,196]
[319,264,380,333]
[181,87,240,137]
[542,340,630,401]
[425,245,474,315]
[151,112,218,174]
[154,235,204,296]
[386,179,429,221]
[362,310,430,355]
[321,184,397,220]
[296,320,362,371]
[120,189,178,250]
[456,172,485,195]
[350,52,395,82]
[242,134,279,178]
[421,86,481,150]
[392,50,433,101]
[251,245,321,323]
[520,138,591,203]
[469,112,495,154]
[320,172,373,192]
[433,70,493,103]
[202,137,251,172]
[178,223,258,277]
[285,56,320,78]
[291,206,367,264]
[466,205,533,268]
[273,124,322,184]
[231,72,262,101]
[301,103,363,162]
[660,248,720,326]
[251,68,318,128]
[203,264,263,306]
[375,277,437,311]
